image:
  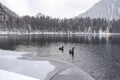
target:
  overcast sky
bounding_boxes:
[0,0,100,18]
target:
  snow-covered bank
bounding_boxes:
[0,31,120,35]
[0,49,24,59]
[0,49,95,80]
[0,69,39,80]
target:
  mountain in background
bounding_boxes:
[79,0,120,20]
[0,3,18,18]
[0,1,120,33]
[0,3,18,27]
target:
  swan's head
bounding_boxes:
[72,47,75,50]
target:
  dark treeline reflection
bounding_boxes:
[0,34,120,50]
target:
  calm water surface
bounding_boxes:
[0,34,120,80]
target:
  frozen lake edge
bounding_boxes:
[0,49,95,80]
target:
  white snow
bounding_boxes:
[0,49,24,59]
[0,31,117,35]
[0,49,95,80]
[0,58,55,80]
[0,49,70,80]
[0,69,39,80]
[0,50,56,80]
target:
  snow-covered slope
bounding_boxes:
[0,3,18,18]
[79,0,120,20]
[0,3,18,27]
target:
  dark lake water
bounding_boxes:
[0,34,120,80]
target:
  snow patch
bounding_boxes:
[0,69,39,80]
[0,49,24,59]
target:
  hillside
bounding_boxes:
[79,0,120,20]
[0,3,18,28]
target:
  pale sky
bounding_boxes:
[0,0,100,18]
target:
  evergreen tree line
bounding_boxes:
[5,15,120,33]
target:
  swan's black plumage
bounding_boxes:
[59,46,64,51]
[69,47,75,57]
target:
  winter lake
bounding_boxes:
[0,34,120,80]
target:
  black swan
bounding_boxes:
[69,47,75,57]
[59,46,64,51]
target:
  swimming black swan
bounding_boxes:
[69,47,75,57]
[59,46,64,51]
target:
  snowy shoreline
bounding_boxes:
[0,31,119,35]
[0,49,95,80]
